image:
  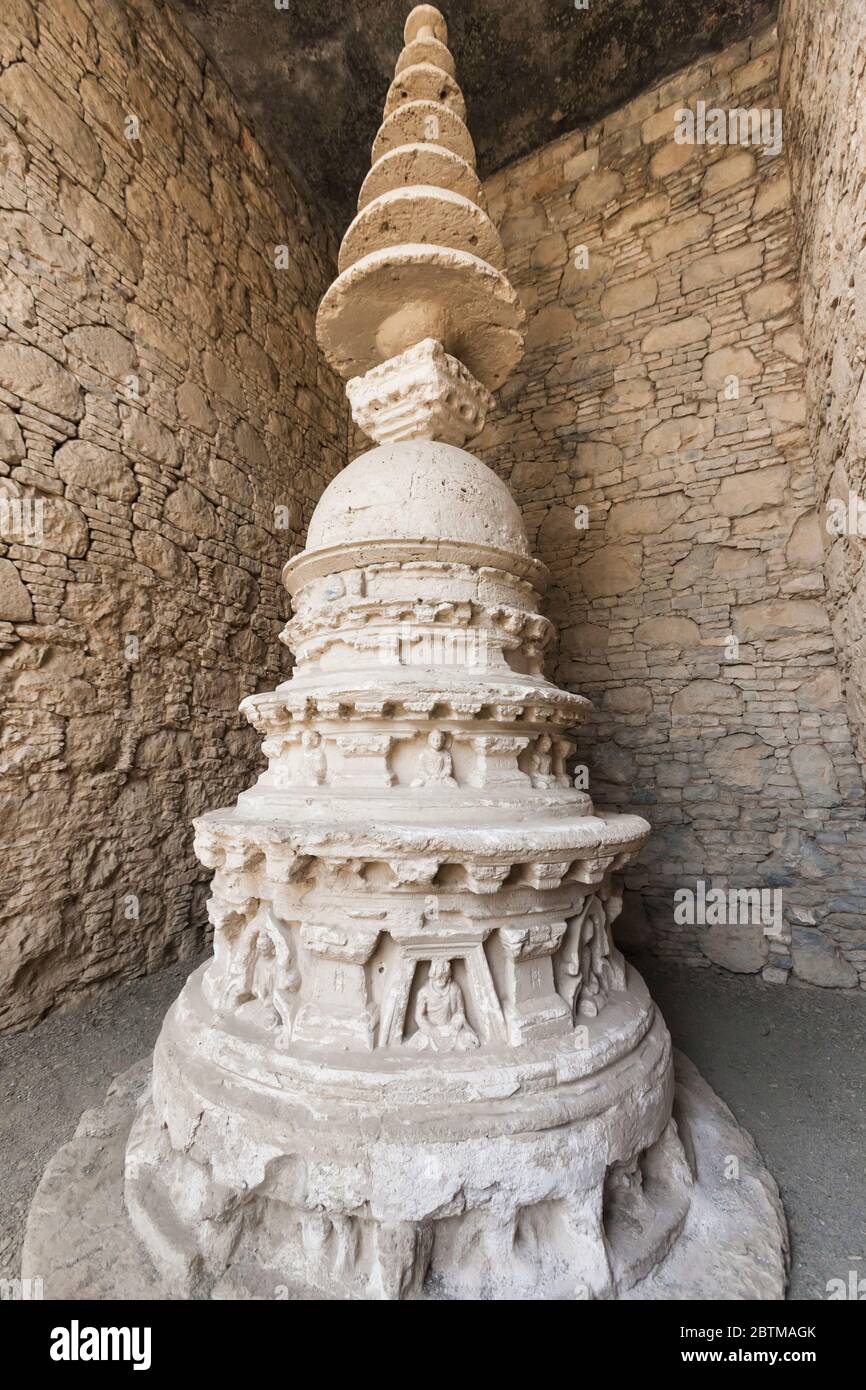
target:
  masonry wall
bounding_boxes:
[778,0,866,771]
[478,24,866,990]
[0,0,346,1030]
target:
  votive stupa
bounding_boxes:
[24,4,788,1301]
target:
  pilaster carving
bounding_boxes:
[292,922,381,1050]
[499,919,571,1043]
[467,734,531,788]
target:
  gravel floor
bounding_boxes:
[1,951,863,1300]
[638,955,866,1301]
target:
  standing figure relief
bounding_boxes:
[301,728,328,785]
[206,901,302,1033]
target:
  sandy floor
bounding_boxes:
[1,951,863,1300]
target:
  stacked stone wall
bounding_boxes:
[0,0,346,1030]
[778,0,866,774]
[475,24,866,990]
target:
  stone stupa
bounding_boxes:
[25,4,788,1300]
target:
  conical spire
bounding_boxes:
[316,4,525,402]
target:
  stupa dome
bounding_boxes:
[304,440,531,556]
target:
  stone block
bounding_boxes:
[0,557,32,620]
[600,273,658,319]
[792,929,858,989]
[703,922,768,973]
[0,344,83,421]
[54,441,138,501]
[641,315,710,353]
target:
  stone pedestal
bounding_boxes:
[22,1047,787,1301]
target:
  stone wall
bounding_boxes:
[477,24,866,990]
[0,0,346,1031]
[778,0,866,772]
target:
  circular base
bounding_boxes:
[119,970,675,1300]
[22,1051,787,1301]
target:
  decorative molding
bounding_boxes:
[346,337,492,445]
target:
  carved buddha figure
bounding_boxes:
[247,933,296,1029]
[529,732,555,788]
[411,729,457,787]
[408,958,479,1052]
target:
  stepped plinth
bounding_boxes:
[23,5,788,1301]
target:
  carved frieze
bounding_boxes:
[555,894,626,1021]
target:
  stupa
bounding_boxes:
[24,4,788,1301]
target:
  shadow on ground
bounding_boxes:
[637,954,866,1302]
